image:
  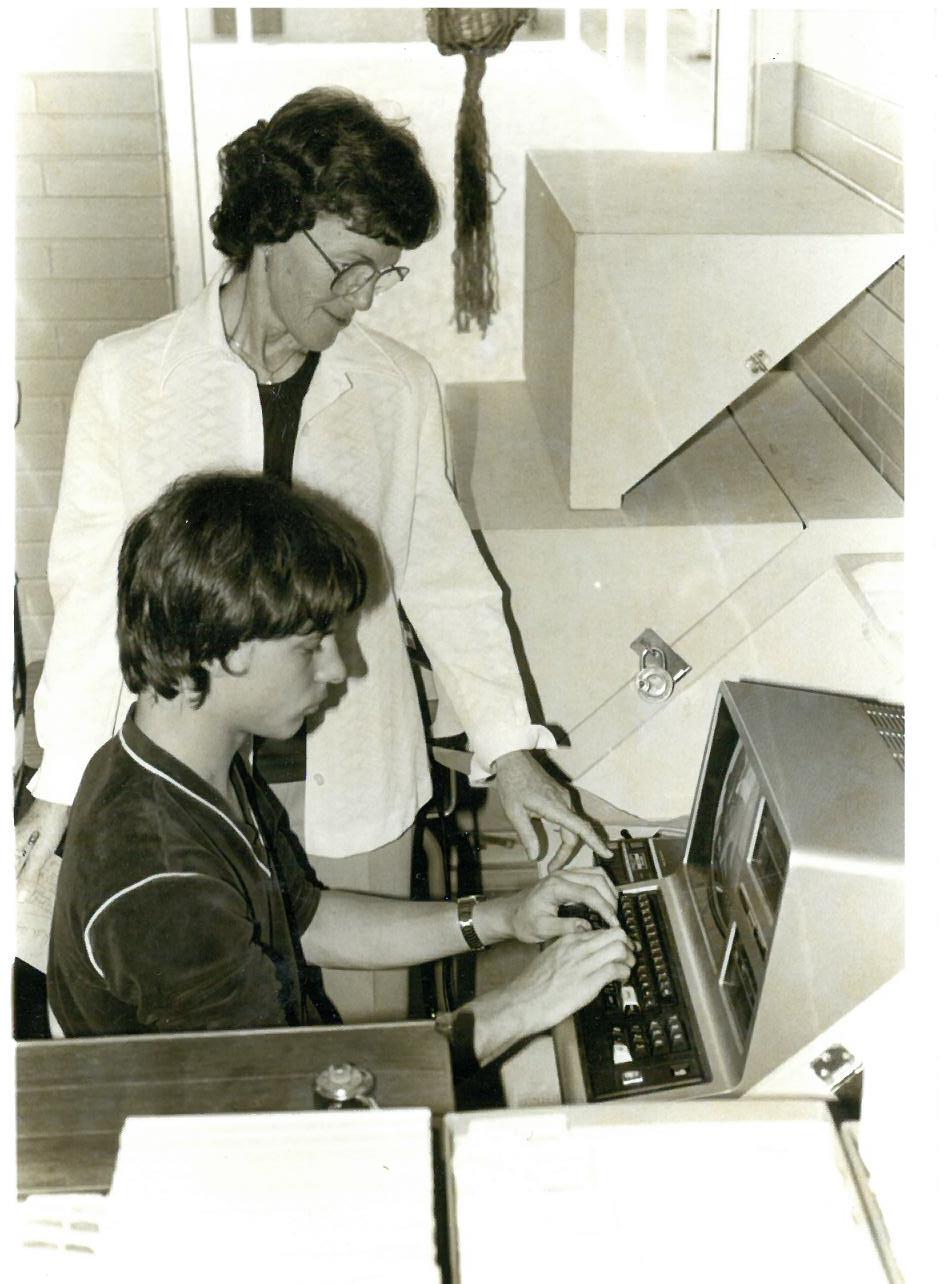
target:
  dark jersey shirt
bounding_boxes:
[47,709,331,1037]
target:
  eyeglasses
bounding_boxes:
[302,229,409,298]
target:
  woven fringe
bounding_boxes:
[452,52,498,337]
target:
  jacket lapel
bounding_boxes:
[300,350,352,421]
[159,266,238,390]
[299,321,406,426]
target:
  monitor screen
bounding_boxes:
[684,700,789,1045]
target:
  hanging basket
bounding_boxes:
[426,8,533,336]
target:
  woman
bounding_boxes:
[17,87,609,1020]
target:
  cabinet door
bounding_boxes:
[574,558,904,821]
[569,230,903,508]
[483,518,798,738]
[461,386,800,740]
[525,151,903,510]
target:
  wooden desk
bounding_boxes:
[17,1020,455,1194]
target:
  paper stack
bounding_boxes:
[447,1100,888,1284]
[14,1192,106,1282]
[98,1108,441,1282]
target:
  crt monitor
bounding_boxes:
[682,680,904,1094]
[556,680,905,1103]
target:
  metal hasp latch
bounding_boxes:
[811,1044,864,1104]
[631,629,691,703]
[745,349,771,375]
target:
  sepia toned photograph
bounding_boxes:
[9,6,937,1280]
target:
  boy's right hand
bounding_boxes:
[490,927,634,1053]
[16,800,70,900]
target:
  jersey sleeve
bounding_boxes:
[87,870,295,1032]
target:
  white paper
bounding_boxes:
[15,1192,107,1281]
[449,1106,888,1283]
[100,1109,442,1282]
[16,854,60,973]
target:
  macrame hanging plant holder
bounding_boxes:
[426,8,532,336]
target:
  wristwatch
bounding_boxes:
[457,894,487,952]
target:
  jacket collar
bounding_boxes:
[159,265,407,404]
[117,706,265,866]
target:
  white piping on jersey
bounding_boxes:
[84,871,206,979]
[118,726,270,877]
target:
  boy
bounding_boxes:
[47,473,633,1065]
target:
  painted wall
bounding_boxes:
[795,8,907,103]
[790,9,905,496]
[14,9,175,661]
[752,9,797,150]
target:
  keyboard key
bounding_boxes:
[612,1041,633,1065]
[667,1015,689,1051]
[620,984,640,1013]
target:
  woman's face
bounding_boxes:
[262,213,402,353]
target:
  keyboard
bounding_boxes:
[561,842,708,1100]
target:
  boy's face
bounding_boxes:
[219,630,347,741]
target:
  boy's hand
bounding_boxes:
[504,867,624,945]
[470,928,635,1063]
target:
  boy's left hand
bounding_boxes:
[492,749,611,871]
[505,867,623,945]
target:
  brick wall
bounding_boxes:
[15,54,174,662]
[790,66,904,496]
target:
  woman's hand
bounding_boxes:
[16,800,70,899]
[492,750,611,871]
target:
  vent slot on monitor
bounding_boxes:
[860,700,905,771]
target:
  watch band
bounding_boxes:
[457,894,487,952]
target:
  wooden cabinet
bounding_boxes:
[17,1022,454,1193]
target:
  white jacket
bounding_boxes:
[32,271,552,856]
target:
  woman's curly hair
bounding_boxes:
[209,87,440,270]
